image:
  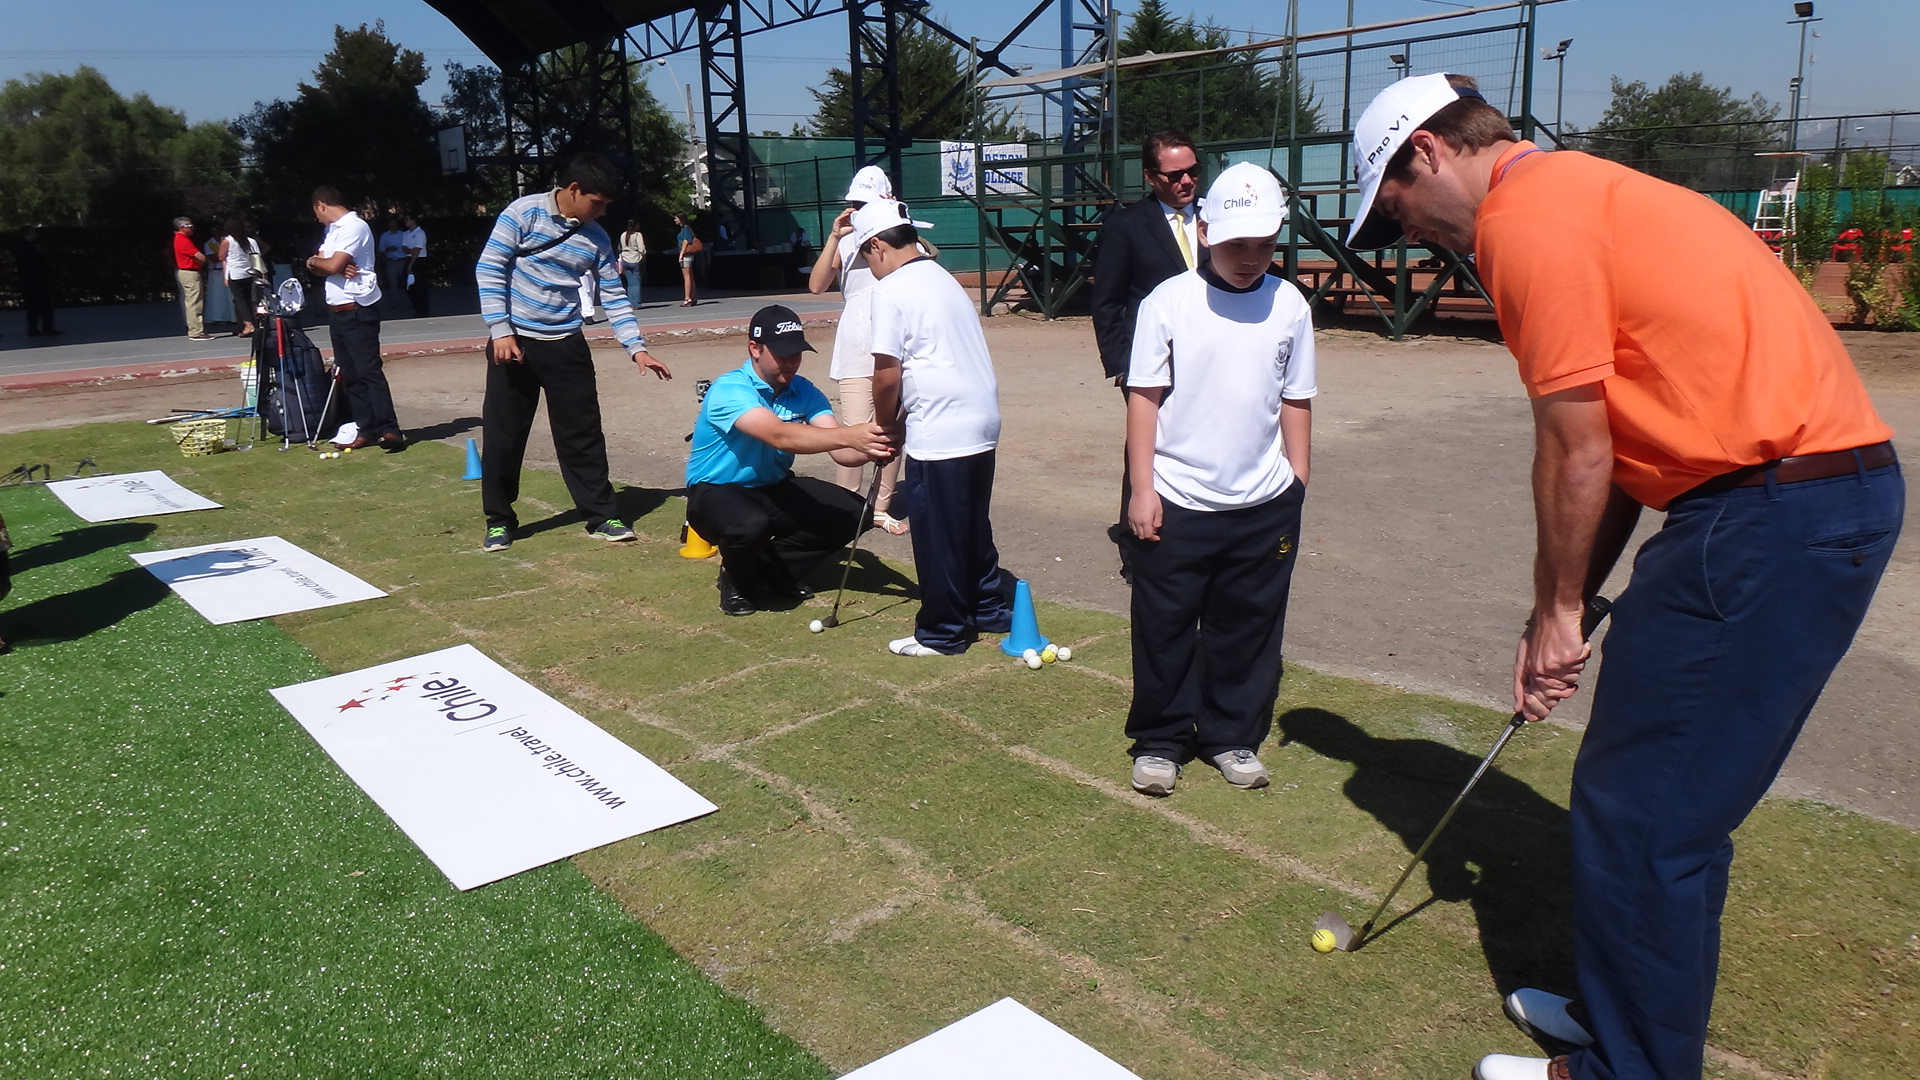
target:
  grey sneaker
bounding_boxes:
[589,519,637,542]
[1211,748,1270,789]
[1130,755,1181,797]
[482,525,513,552]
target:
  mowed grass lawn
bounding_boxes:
[1,421,1915,1080]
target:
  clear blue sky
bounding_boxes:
[2,1,1913,145]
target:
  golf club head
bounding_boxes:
[1314,909,1359,952]
[820,614,839,629]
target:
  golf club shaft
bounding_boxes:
[1355,595,1613,943]
[825,463,888,623]
[1356,714,1524,939]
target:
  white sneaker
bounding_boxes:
[1504,988,1594,1047]
[1474,1054,1562,1080]
[1130,755,1180,796]
[887,636,947,657]
[1210,748,1270,788]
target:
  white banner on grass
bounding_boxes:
[843,998,1143,1080]
[270,644,716,890]
[47,470,220,521]
[129,536,386,625]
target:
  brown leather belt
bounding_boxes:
[1686,441,1897,497]
[328,302,363,313]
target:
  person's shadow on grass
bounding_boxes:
[806,548,916,602]
[1278,707,1579,1001]
[406,416,484,442]
[517,485,676,540]
[0,568,171,648]
[7,522,156,575]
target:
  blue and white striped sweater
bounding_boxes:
[476,191,646,353]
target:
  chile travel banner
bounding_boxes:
[271,643,716,890]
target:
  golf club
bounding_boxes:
[313,366,341,449]
[815,463,888,630]
[1315,595,1614,953]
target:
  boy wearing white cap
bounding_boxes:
[860,200,1015,657]
[1121,161,1316,797]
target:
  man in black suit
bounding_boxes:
[1091,129,1204,578]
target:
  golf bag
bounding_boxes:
[262,316,333,441]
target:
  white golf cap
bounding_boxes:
[849,199,934,248]
[844,164,894,205]
[1348,73,1485,249]
[1199,162,1287,244]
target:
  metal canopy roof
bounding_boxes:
[423,0,704,68]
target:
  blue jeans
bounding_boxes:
[622,268,643,309]
[1569,457,1903,1080]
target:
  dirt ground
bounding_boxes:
[5,320,1915,828]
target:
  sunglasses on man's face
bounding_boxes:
[1152,165,1203,183]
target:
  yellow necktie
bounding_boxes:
[1171,210,1194,269]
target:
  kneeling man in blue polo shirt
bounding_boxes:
[687,305,897,615]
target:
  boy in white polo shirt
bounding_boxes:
[1122,161,1316,796]
[863,200,1014,656]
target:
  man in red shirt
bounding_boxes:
[171,217,211,341]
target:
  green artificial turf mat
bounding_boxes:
[0,473,826,1079]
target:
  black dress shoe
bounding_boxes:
[717,568,756,616]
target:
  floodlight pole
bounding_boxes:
[1542,39,1571,143]
[1788,6,1821,152]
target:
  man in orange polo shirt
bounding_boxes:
[1349,74,1903,1080]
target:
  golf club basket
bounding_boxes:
[261,314,335,442]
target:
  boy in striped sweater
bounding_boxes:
[475,152,672,552]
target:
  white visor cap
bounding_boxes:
[1348,73,1480,249]
[849,199,935,248]
[1199,162,1287,244]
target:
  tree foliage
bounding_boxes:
[807,20,1028,142]
[236,22,441,218]
[440,52,694,215]
[1117,0,1321,144]
[0,67,241,229]
[1579,73,1780,190]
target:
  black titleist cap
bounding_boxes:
[748,305,815,354]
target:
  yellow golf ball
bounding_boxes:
[1311,928,1338,953]
[1041,646,1058,663]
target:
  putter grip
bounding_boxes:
[1580,595,1613,641]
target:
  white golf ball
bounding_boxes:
[1023,651,1042,670]
[809,619,825,634]
[1055,646,1072,661]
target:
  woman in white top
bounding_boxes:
[807,166,913,534]
[216,216,261,336]
[618,220,647,309]
[202,234,234,325]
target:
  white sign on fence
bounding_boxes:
[843,998,1143,1080]
[47,470,221,522]
[270,644,717,890]
[940,141,1031,196]
[129,535,386,624]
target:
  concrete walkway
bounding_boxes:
[0,287,843,388]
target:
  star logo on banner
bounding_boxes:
[383,674,419,693]
[337,698,368,712]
